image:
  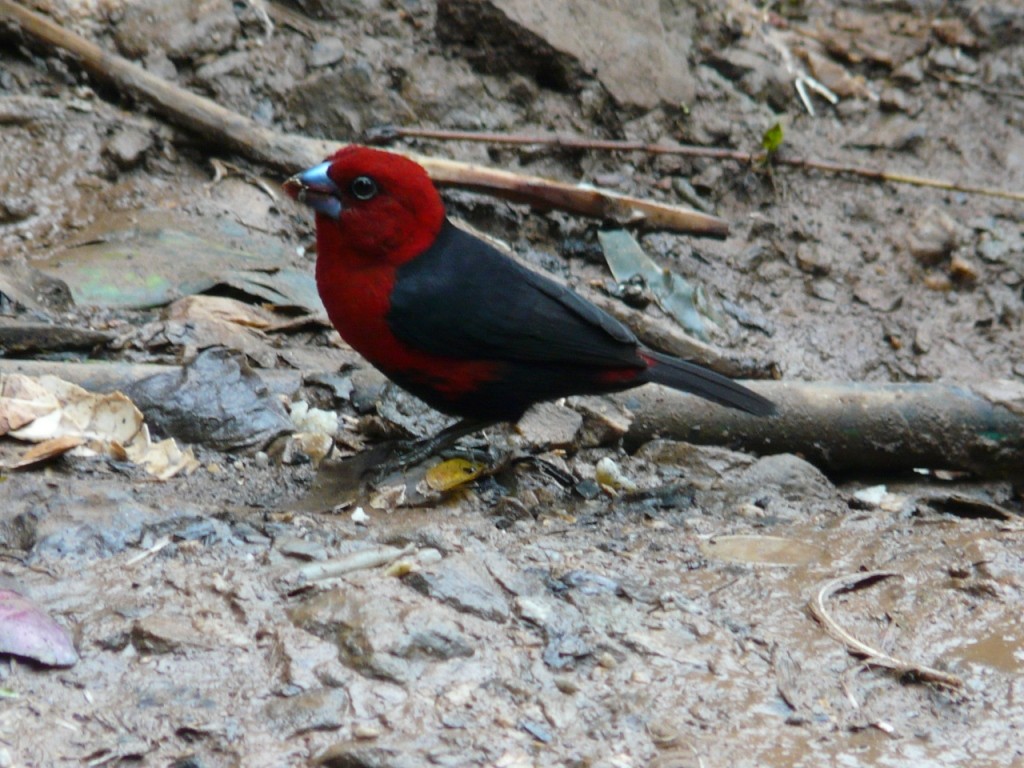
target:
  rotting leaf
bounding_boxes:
[215,268,325,318]
[425,457,485,492]
[158,295,281,368]
[0,373,198,479]
[598,230,715,340]
[31,210,291,310]
[0,374,59,434]
[922,493,1017,522]
[0,587,78,667]
[14,434,85,469]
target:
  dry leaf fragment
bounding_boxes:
[13,434,86,469]
[0,374,61,434]
[425,457,485,492]
[1,374,197,479]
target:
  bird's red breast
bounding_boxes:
[302,147,501,404]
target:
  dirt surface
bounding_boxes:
[1,0,1023,766]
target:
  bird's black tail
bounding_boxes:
[642,350,776,416]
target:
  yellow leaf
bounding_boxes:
[424,458,485,492]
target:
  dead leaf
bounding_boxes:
[0,587,78,667]
[13,434,85,469]
[425,457,485,492]
[2,374,197,479]
[0,374,60,434]
[166,294,275,329]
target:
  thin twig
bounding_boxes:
[808,571,963,688]
[380,126,1024,204]
[288,543,416,586]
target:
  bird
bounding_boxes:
[284,146,774,459]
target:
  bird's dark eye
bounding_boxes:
[350,176,378,201]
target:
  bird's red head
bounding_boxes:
[284,146,446,268]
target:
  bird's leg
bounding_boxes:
[391,417,498,469]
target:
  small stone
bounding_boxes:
[309,37,346,68]
[795,243,831,275]
[853,484,887,507]
[277,536,328,561]
[878,87,915,114]
[351,506,369,525]
[416,548,443,565]
[281,432,333,466]
[977,234,1011,264]
[314,742,401,768]
[949,253,979,283]
[0,196,36,223]
[809,278,838,302]
[352,722,382,740]
[131,613,203,654]
[853,283,902,313]
[553,675,579,694]
[736,502,765,520]
[922,273,953,291]
[908,207,960,264]
[264,687,351,736]
[892,58,924,84]
[849,116,926,152]
[403,555,510,622]
[516,401,582,450]
[104,127,154,169]
[369,483,406,511]
[596,651,617,668]
[913,325,933,354]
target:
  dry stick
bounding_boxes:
[0,359,304,398]
[385,127,1024,204]
[4,359,1023,479]
[808,571,964,689]
[0,0,727,236]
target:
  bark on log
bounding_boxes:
[620,380,1024,479]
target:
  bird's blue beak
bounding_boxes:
[284,161,342,220]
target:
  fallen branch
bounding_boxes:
[620,379,1024,480]
[0,0,727,236]
[808,571,963,689]
[5,360,1021,479]
[379,127,1024,204]
[0,359,302,397]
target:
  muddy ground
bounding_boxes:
[1,0,1023,766]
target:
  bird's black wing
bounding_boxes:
[387,221,643,369]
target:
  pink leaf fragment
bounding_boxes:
[0,588,78,667]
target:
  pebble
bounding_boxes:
[908,207,959,264]
[309,37,346,68]
[351,506,369,525]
